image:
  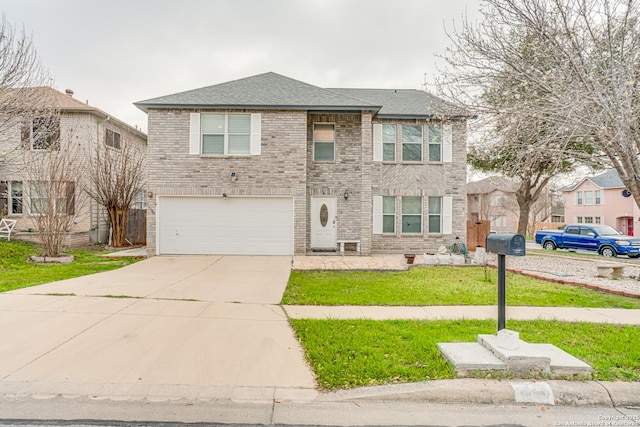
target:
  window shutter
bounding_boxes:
[66,182,75,215]
[250,113,261,155]
[189,113,201,155]
[373,124,382,161]
[443,196,453,235]
[373,195,383,234]
[0,181,7,215]
[442,124,453,163]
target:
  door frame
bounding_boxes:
[310,196,337,250]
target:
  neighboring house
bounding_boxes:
[467,177,519,233]
[562,169,639,236]
[0,87,147,245]
[134,72,468,256]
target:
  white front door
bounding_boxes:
[310,197,336,249]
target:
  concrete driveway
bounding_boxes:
[0,256,316,401]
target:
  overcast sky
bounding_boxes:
[0,0,480,133]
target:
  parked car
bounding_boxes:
[535,224,640,258]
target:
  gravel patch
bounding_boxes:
[490,253,640,296]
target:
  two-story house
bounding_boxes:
[467,177,519,233]
[135,72,468,256]
[562,169,640,236]
[0,87,147,245]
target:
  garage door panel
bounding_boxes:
[158,197,293,255]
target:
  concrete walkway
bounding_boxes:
[284,304,640,324]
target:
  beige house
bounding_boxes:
[467,177,519,233]
[0,87,147,245]
[135,72,469,256]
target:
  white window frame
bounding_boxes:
[595,217,601,224]
[401,125,422,162]
[428,124,442,162]
[30,116,60,151]
[595,190,602,205]
[2,181,23,215]
[584,191,593,205]
[382,196,396,234]
[189,113,261,156]
[382,124,396,162]
[577,191,583,205]
[201,113,252,155]
[402,196,423,234]
[584,216,593,224]
[28,181,74,216]
[313,122,335,162]
[577,216,583,223]
[428,196,442,234]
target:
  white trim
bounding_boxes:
[373,195,383,234]
[373,124,382,162]
[250,113,261,155]
[443,196,453,235]
[442,124,453,163]
[189,113,201,155]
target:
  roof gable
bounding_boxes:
[135,72,379,112]
[562,169,624,191]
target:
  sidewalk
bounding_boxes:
[283,304,640,324]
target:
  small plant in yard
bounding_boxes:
[0,239,140,292]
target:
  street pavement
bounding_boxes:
[1,254,640,426]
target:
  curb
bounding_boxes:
[314,379,640,407]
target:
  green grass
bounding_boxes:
[290,319,640,389]
[283,267,640,308]
[0,239,141,292]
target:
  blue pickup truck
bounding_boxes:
[535,224,640,257]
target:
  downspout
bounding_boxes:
[96,114,110,243]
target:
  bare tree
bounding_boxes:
[86,128,146,247]
[21,113,87,257]
[436,0,640,230]
[0,14,51,135]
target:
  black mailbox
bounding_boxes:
[485,233,526,256]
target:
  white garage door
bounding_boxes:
[158,197,294,255]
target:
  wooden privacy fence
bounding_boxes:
[125,209,146,245]
[466,220,491,250]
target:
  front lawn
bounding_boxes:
[291,319,640,389]
[0,239,141,292]
[283,267,640,308]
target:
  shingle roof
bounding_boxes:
[135,72,379,112]
[562,169,624,191]
[135,72,461,118]
[467,176,519,194]
[328,88,456,119]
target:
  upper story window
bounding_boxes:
[595,190,601,205]
[23,116,60,150]
[402,125,422,162]
[202,114,251,155]
[382,124,396,162]
[0,181,23,215]
[428,124,442,162]
[105,129,122,149]
[584,191,593,205]
[577,191,583,205]
[189,113,261,156]
[313,123,335,162]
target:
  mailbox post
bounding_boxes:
[485,233,526,331]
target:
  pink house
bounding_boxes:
[562,169,640,236]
